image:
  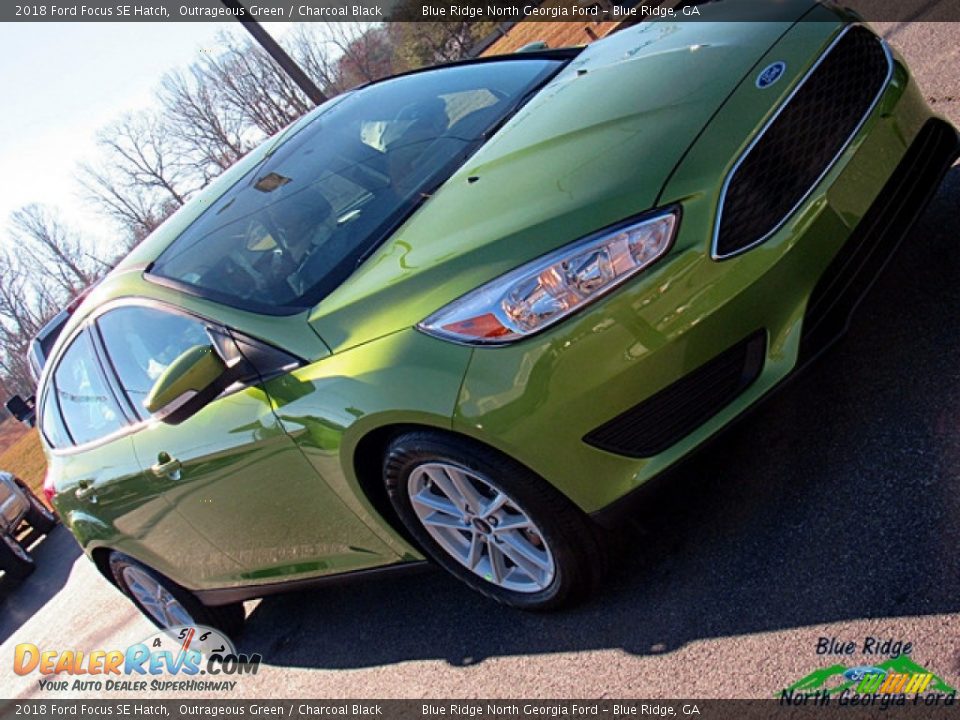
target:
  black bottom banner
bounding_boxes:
[1,699,959,720]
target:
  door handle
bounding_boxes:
[151,453,182,480]
[75,481,97,503]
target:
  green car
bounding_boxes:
[40,1,959,633]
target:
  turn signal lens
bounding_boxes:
[418,209,678,344]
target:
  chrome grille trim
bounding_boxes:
[711,24,894,261]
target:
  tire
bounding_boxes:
[384,431,606,610]
[21,484,57,534]
[108,552,245,637]
[0,532,35,580]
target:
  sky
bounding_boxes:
[0,21,293,256]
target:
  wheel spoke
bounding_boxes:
[129,579,150,601]
[492,515,532,532]
[482,492,509,518]
[140,595,164,618]
[170,604,192,626]
[161,599,175,626]
[411,490,461,518]
[423,467,467,512]
[444,467,485,514]
[466,533,483,569]
[487,543,506,584]
[163,595,191,626]
[123,567,190,629]
[496,533,551,576]
[139,591,165,620]
[421,513,468,530]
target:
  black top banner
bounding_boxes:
[3,0,960,23]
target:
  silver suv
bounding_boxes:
[0,472,57,579]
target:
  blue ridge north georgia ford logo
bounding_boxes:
[756,61,787,89]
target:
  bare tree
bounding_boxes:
[9,205,99,296]
[194,31,313,136]
[0,244,61,394]
[160,66,252,180]
[323,24,397,87]
[387,20,499,67]
[78,160,175,249]
[0,296,40,396]
[287,25,350,95]
[0,248,46,339]
[77,110,198,250]
[96,111,196,207]
[289,23,407,95]
[0,205,110,395]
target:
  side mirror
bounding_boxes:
[144,345,229,424]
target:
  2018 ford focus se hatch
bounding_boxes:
[39,1,959,633]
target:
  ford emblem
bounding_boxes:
[756,61,787,89]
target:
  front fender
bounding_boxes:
[259,328,473,555]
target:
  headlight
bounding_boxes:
[418,208,679,345]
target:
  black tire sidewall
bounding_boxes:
[384,433,601,610]
[0,533,35,579]
[24,491,57,534]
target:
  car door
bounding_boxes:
[42,329,221,581]
[94,302,399,588]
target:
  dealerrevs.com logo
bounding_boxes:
[15,625,262,694]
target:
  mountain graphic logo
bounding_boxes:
[780,655,956,697]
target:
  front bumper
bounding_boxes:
[452,47,959,515]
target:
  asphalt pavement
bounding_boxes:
[2,22,959,700]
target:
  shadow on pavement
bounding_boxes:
[244,165,960,671]
[0,526,83,644]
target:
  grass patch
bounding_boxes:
[0,418,27,455]
[0,428,47,502]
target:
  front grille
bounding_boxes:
[583,331,766,458]
[798,119,960,363]
[714,26,892,259]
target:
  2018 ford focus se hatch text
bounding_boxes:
[39,1,960,633]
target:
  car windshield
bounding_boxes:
[149,58,563,312]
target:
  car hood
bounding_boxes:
[309,1,815,352]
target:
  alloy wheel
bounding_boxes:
[407,462,556,593]
[122,566,194,628]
